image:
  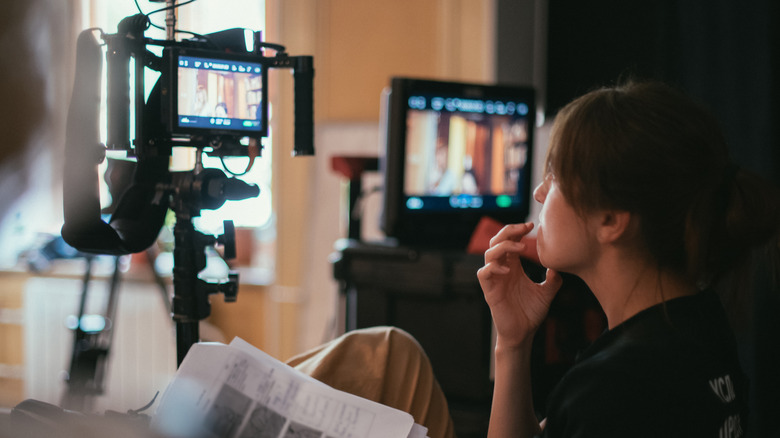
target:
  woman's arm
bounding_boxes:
[489,339,540,437]
[477,223,562,438]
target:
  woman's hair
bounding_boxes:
[546,81,780,290]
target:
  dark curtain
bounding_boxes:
[499,0,780,435]
[542,0,778,184]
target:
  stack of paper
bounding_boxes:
[153,338,429,438]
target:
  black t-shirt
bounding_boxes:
[541,291,748,437]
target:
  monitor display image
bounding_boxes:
[173,49,267,137]
[382,77,536,249]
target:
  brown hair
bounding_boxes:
[546,81,780,289]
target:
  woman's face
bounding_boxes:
[533,173,599,275]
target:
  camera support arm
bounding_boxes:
[63,13,314,368]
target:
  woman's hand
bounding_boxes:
[477,222,563,349]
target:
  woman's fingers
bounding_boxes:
[488,222,535,247]
[484,239,526,264]
[538,269,564,303]
[477,261,510,278]
[480,223,536,288]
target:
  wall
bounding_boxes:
[264,0,499,357]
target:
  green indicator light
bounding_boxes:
[243,121,253,127]
[496,195,512,208]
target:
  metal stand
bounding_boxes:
[167,166,254,365]
[60,250,173,411]
[60,256,120,411]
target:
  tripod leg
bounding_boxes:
[176,321,200,365]
[61,257,94,410]
[61,255,123,411]
[145,248,172,315]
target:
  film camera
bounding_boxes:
[60,11,314,365]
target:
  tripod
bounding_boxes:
[166,165,258,365]
[60,150,258,409]
[60,250,171,412]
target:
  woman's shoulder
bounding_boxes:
[572,291,743,387]
[542,292,748,437]
[579,291,739,366]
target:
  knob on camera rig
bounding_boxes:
[61,10,314,368]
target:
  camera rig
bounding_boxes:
[61,11,314,369]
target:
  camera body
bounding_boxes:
[62,16,313,256]
[103,21,311,158]
[61,14,315,365]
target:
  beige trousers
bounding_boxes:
[286,327,457,438]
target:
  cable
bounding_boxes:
[133,0,200,34]
[218,155,255,177]
[147,0,198,16]
[131,0,254,51]
[145,20,165,32]
[217,138,260,176]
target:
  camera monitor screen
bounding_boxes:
[171,48,267,138]
[382,77,536,249]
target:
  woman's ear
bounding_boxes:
[596,210,634,244]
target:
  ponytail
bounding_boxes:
[687,163,780,307]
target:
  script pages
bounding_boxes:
[152,337,429,438]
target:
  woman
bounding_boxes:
[479,81,779,437]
